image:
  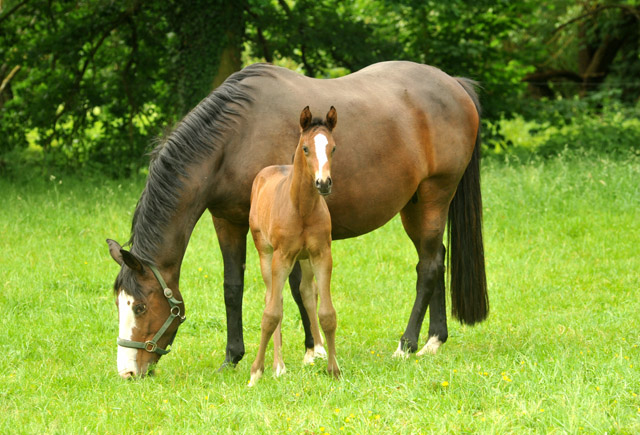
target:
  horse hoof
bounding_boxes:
[327,365,341,379]
[314,344,327,359]
[416,336,442,356]
[392,342,410,359]
[303,349,315,365]
[274,362,287,377]
[248,369,263,387]
[217,360,237,373]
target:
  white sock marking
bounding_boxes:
[417,336,443,356]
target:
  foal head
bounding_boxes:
[298,106,337,196]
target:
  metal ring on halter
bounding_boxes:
[164,288,173,298]
[170,305,181,316]
[144,341,158,353]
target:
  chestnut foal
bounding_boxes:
[248,106,339,386]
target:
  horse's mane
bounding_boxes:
[115,63,273,296]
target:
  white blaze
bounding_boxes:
[314,133,329,181]
[117,291,139,376]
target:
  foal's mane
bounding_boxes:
[115,64,273,296]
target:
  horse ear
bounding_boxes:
[120,249,144,273]
[325,106,337,131]
[107,239,124,266]
[300,106,312,130]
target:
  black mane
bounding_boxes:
[115,63,273,296]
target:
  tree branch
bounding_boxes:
[0,0,30,26]
[0,64,21,93]
[244,6,272,62]
[553,4,640,35]
[523,69,583,84]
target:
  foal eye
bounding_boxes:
[133,304,147,316]
[302,146,309,155]
[332,146,336,154]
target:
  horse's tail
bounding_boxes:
[447,78,488,325]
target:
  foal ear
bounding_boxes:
[121,249,144,273]
[325,106,337,131]
[300,106,312,130]
[107,239,124,266]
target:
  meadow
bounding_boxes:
[1,151,639,433]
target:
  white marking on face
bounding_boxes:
[314,133,329,181]
[117,291,139,377]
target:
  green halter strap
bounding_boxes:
[117,264,185,355]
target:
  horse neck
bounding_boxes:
[289,143,322,218]
[132,163,212,286]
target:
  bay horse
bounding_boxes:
[248,106,339,386]
[107,61,487,378]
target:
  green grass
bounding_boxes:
[1,153,639,434]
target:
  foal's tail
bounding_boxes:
[447,78,488,325]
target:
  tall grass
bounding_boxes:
[1,152,638,433]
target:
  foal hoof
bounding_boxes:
[416,336,443,356]
[248,369,263,387]
[274,361,287,377]
[303,345,327,365]
[327,365,341,379]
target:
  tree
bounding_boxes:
[0,0,245,176]
[523,1,640,100]
[245,0,537,119]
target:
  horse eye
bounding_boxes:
[302,146,309,154]
[133,304,147,316]
[332,146,336,154]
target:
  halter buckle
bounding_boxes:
[144,341,158,353]
[164,288,173,298]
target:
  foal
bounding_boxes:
[248,106,339,386]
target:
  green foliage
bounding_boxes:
[1,154,639,432]
[495,93,640,159]
[2,0,639,175]
[0,0,243,177]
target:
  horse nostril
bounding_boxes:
[120,371,135,380]
[327,177,332,187]
[315,180,322,189]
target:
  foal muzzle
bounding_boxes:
[316,177,332,196]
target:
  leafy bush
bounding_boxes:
[496,95,640,160]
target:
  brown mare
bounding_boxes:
[248,106,339,386]
[107,61,487,378]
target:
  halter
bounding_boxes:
[117,264,186,355]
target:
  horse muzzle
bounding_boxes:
[315,177,332,196]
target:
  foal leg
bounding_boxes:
[393,180,451,358]
[312,250,340,378]
[288,262,318,360]
[299,260,326,364]
[249,250,293,386]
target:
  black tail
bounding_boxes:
[447,78,488,325]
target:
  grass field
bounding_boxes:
[1,152,639,434]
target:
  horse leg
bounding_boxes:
[212,216,248,369]
[249,249,293,386]
[393,180,451,358]
[299,260,326,364]
[311,250,340,378]
[417,244,448,356]
[287,262,317,360]
[250,243,286,377]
